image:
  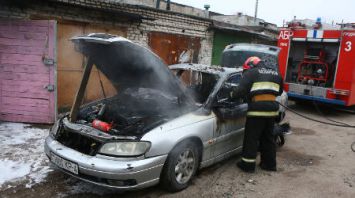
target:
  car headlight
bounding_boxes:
[99,142,151,157]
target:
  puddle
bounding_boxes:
[291,127,316,136]
[278,148,322,166]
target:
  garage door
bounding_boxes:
[148,32,201,65]
[57,22,127,111]
[0,20,56,124]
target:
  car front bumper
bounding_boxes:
[44,136,167,190]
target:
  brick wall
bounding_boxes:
[0,1,214,64]
[125,10,213,64]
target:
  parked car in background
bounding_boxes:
[45,34,287,192]
[221,43,287,121]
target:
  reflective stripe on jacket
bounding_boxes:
[231,64,283,117]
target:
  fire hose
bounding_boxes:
[277,102,355,128]
[277,102,355,152]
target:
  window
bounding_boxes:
[221,51,279,71]
[216,73,243,105]
[172,69,219,104]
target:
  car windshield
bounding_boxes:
[171,69,220,105]
[221,51,279,71]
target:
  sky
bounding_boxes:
[172,0,354,26]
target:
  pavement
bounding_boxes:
[0,102,355,198]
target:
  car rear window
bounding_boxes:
[221,51,279,71]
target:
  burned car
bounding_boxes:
[45,34,287,192]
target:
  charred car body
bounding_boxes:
[45,34,287,191]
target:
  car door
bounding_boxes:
[212,74,247,161]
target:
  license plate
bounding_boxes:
[51,153,78,175]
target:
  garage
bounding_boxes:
[56,22,127,111]
[148,32,201,65]
[0,20,128,123]
[0,20,56,124]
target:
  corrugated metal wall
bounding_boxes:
[57,22,127,111]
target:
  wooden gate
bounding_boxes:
[0,20,56,124]
[148,32,201,65]
[57,22,127,111]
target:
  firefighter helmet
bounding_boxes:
[243,56,262,71]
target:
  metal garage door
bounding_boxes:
[0,20,56,124]
[148,32,201,65]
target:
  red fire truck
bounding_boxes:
[278,23,355,106]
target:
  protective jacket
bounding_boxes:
[231,63,283,117]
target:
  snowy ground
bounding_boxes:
[0,122,123,197]
[0,122,52,189]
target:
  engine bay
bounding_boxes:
[75,88,195,137]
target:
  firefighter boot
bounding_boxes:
[259,162,277,171]
[237,160,256,173]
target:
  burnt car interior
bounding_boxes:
[214,73,247,120]
[173,70,219,105]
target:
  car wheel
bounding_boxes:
[161,140,200,192]
[275,135,285,147]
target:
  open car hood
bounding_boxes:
[71,33,187,98]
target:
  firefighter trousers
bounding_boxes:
[239,116,276,172]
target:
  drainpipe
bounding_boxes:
[166,0,171,10]
[156,0,160,9]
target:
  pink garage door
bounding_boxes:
[0,20,56,124]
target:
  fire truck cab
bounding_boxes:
[278,22,355,106]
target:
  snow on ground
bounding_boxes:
[0,122,53,189]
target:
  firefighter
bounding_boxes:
[230,56,283,173]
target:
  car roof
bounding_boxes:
[223,43,280,55]
[169,63,242,76]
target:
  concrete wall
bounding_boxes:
[116,0,210,18]
[212,15,262,26]
[212,14,278,31]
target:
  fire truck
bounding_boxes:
[278,22,355,106]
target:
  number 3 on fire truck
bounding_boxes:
[345,41,352,52]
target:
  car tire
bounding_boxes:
[160,140,200,192]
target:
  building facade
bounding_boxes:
[0,0,278,123]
